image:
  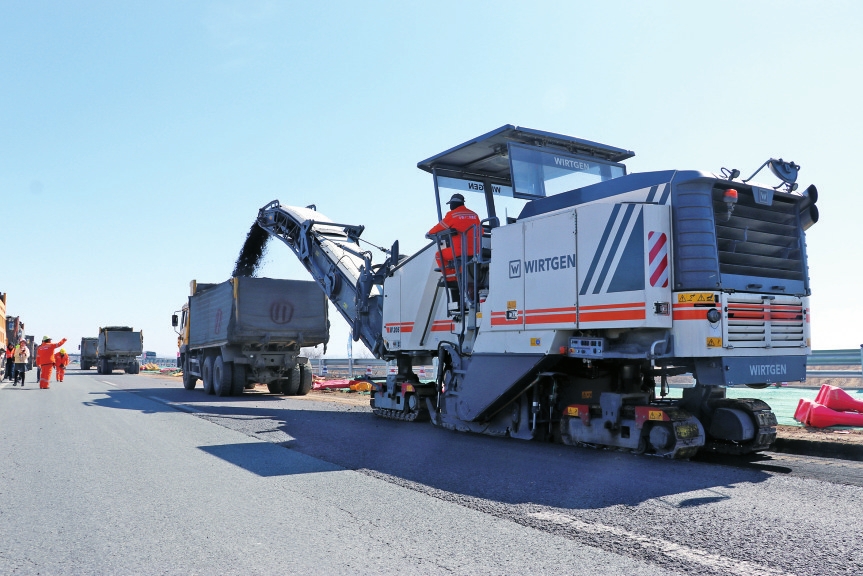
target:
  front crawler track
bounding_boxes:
[702,398,778,455]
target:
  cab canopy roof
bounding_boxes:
[416,125,634,185]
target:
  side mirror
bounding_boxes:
[171,314,179,327]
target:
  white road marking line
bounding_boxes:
[101,380,118,387]
[528,511,795,576]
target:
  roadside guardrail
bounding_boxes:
[59,347,862,380]
[807,346,863,378]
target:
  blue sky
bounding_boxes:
[2,1,861,357]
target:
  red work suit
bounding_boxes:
[36,338,67,389]
[428,205,481,282]
[55,353,70,382]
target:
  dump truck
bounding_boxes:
[249,124,819,458]
[172,277,329,396]
[79,337,98,370]
[96,326,143,374]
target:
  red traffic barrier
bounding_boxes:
[806,403,863,428]
[794,398,814,425]
[818,385,863,413]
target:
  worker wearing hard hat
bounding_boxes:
[12,339,30,387]
[427,193,482,283]
[54,348,70,383]
[36,336,67,389]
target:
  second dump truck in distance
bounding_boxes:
[96,326,144,374]
[173,276,329,396]
[79,337,98,370]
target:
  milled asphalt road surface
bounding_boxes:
[3,370,863,575]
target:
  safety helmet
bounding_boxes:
[42,336,51,342]
[59,348,66,354]
[20,338,26,344]
[446,193,466,207]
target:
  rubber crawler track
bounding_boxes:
[372,407,429,422]
[703,398,778,455]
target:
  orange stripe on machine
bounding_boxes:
[578,302,645,323]
[384,322,414,334]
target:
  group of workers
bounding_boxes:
[3,336,69,389]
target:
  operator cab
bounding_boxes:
[417,124,634,226]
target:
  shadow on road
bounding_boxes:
[86,386,773,510]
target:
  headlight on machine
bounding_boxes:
[706,308,721,323]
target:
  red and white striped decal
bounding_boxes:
[578,302,646,323]
[648,231,668,288]
[431,319,455,332]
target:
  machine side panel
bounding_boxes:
[523,210,578,329]
[575,203,646,328]
[487,222,525,331]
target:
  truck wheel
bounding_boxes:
[182,357,198,390]
[296,362,313,396]
[100,359,111,374]
[280,365,300,396]
[202,356,215,394]
[231,364,246,396]
[131,361,140,374]
[266,382,281,394]
[182,356,199,390]
[213,356,232,397]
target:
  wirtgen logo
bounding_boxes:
[509,260,521,278]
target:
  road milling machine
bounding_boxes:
[252,125,818,458]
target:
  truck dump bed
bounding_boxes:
[81,337,98,357]
[189,277,328,349]
[98,327,144,356]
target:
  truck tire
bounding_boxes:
[231,364,246,396]
[280,365,300,396]
[296,362,313,396]
[202,356,215,394]
[213,356,232,397]
[182,357,198,390]
[100,359,111,375]
[266,382,281,394]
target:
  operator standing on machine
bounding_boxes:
[427,193,481,285]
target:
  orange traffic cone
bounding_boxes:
[819,385,863,413]
[806,403,863,428]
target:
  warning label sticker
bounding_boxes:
[677,292,715,303]
[706,337,722,348]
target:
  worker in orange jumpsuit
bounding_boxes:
[36,336,67,389]
[54,348,70,382]
[427,193,482,283]
[4,342,14,381]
